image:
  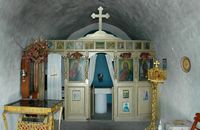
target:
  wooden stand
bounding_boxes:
[21,39,48,99]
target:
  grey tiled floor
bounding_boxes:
[56,120,150,130]
[56,104,149,130]
[91,103,112,120]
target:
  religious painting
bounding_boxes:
[139,59,153,81]
[106,41,115,49]
[122,101,130,112]
[96,41,105,49]
[69,59,86,81]
[47,41,55,49]
[162,58,167,70]
[118,59,133,81]
[123,90,129,98]
[85,41,94,49]
[56,41,64,49]
[72,90,81,101]
[75,41,83,49]
[144,42,150,50]
[47,40,55,49]
[135,42,142,49]
[143,90,149,101]
[66,41,74,50]
[117,41,125,49]
[126,41,133,50]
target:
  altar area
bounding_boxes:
[19,7,156,122]
[47,38,155,121]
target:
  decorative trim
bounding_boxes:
[181,56,191,73]
[140,52,151,59]
[120,52,131,59]
[70,52,83,59]
[24,39,48,63]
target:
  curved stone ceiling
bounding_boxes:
[0,0,199,44]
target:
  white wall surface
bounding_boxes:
[0,19,22,130]
[151,1,200,122]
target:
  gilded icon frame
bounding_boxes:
[181,56,191,73]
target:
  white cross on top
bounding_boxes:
[154,60,160,68]
[91,6,110,31]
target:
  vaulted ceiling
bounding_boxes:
[1,0,197,45]
[0,0,199,52]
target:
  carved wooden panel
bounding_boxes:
[138,86,151,115]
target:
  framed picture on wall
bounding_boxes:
[106,41,116,49]
[72,90,81,101]
[66,41,74,50]
[117,41,125,49]
[143,90,149,101]
[135,42,142,49]
[69,58,86,81]
[143,42,150,50]
[75,41,83,49]
[126,41,133,50]
[123,90,129,98]
[139,59,153,81]
[47,40,55,49]
[56,41,64,49]
[84,41,94,49]
[96,41,105,49]
[122,101,130,112]
[118,59,133,81]
[162,58,167,70]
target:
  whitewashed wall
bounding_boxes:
[0,20,22,130]
[151,1,200,122]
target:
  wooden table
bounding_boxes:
[2,99,63,130]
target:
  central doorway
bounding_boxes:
[90,53,114,120]
[92,88,112,120]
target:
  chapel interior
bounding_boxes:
[0,0,200,130]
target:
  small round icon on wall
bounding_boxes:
[181,56,191,73]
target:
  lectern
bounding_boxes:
[145,60,167,130]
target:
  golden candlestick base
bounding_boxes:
[145,60,166,130]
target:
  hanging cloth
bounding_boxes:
[105,54,114,84]
[47,54,62,100]
[88,54,97,86]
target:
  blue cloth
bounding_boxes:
[92,53,113,88]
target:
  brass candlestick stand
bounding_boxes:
[145,60,166,130]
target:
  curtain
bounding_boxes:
[105,54,114,84]
[47,54,62,100]
[88,54,97,86]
